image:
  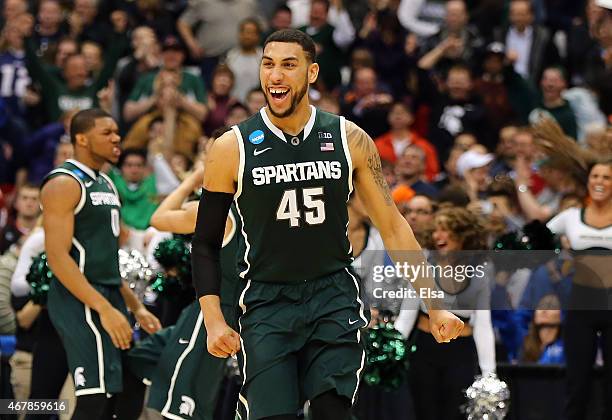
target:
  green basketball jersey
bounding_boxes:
[233,106,353,284]
[43,159,122,286]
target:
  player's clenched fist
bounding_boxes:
[206,320,241,358]
[428,310,465,343]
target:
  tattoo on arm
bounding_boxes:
[349,122,394,206]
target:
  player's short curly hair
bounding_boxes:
[264,29,316,63]
[433,207,488,250]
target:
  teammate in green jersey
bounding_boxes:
[41,109,161,419]
[128,131,241,420]
[191,30,465,420]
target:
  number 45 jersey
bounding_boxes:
[233,106,353,284]
[43,159,122,286]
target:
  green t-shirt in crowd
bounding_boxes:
[108,169,159,231]
[25,33,128,122]
[530,100,578,140]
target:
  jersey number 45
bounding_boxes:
[276,187,326,228]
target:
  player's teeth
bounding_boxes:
[594,186,604,192]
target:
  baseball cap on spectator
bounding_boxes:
[456,150,494,177]
[161,35,185,52]
[596,0,612,9]
[392,184,416,205]
[485,42,505,56]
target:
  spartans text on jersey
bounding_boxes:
[252,160,342,186]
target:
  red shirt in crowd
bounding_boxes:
[374,131,440,182]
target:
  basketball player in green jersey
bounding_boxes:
[191,30,465,420]
[41,109,161,419]
[128,130,241,420]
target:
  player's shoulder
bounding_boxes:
[344,119,374,153]
[40,173,82,209]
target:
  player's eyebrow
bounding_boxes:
[262,55,299,62]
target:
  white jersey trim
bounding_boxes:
[232,125,252,279]
[47,169,86,215]
[161,311,203,419]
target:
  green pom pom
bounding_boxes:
[27,253,54,305]
[149,272,180,295]
[153,238,192,284]
[363,321,414,391]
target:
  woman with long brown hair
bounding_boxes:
[395,206,495,420]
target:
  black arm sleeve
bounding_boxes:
[191,189,234,299]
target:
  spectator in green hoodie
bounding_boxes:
[108,148,158,231]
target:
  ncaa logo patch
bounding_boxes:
[249,130,265,145]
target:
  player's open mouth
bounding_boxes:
[436,241,448,250]
[269,87,289,103]
[113,146,121,156]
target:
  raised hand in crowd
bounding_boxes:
[97,80,115,113]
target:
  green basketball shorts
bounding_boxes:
[235,267,369,420]
[47,280,126,396]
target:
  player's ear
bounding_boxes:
[75,133,88,147]
[308,62,319,84]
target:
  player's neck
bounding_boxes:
[265,100,312,136]
[74,153,103,172]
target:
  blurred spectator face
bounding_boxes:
[225,105,249,126]
[454,133,477,151]
[509,0,534,31]
[388,103,413,130]
[132,26,157,52]
[136,0,161,13]
[55,39,78,67]
[513,130,535,158]
[2,23,24,49]
[354,67,377,97]
[121,154,147,183]
[586,127,612,156]
[444,147,464,178]
[147,119,164,140]
[82,42,103,74]
[587,0,605,26]
[396,146,425,179]
[350,48,375,73]
[38,0,63,30]
[540,68,566,101]
[272,8,292,30]
[64,55,89,89]
[533,309,561,347]
[588,163,612,205]
[54,142,74,166]
[483,53,504,75]
[432,219,462,251]
[317,95,340,114]
[446,68,472,101]
[467,165,490,189]
[239,21,261,50]
[212,71,234,97]
[445,0,468,33]
[3,0,26,21]
[247,90,266,115]
[310,0,329,29]
[15,186,41,219]
[74,0,97,24]
[162,47,185,71]
[405,195,434,230]
[382,160,396,188]
[497,126,518,157]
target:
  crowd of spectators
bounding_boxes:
[0,0,611,418]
